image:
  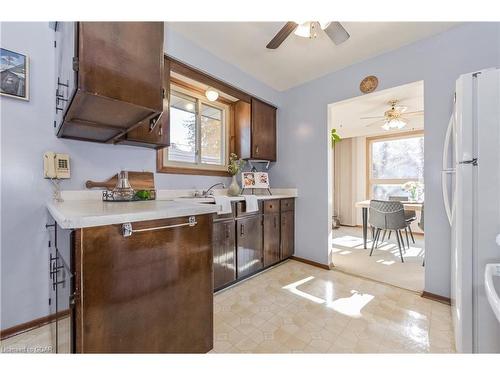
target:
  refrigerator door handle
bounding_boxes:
[442,111,456,225]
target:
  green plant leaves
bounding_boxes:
[331,128,341,148]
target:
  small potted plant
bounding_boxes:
[402,181,423,201]
[227,153,245,196]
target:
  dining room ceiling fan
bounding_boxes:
[361,99,424,131]
[266,21,350,49]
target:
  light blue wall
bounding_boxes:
[0,22,283,329]
[270,22,500,297]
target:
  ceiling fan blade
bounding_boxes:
[365,120,384,127]
[360,115,385,120]
[266,22,298,49]
[403,110,424,116]
[324,22,350,45]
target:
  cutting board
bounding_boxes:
[85,172,155,190]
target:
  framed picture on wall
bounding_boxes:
[1,48,29,101]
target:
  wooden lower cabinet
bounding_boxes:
[263,213,280,267]
[212,198,295,289]
[213,219,236,290]
[236,215,263,279]
[73,215,213,353]
[280,210,295,259]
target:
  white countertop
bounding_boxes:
[47,199,219,229]
[47,188,297,229]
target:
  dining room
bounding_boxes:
[329,80,425,292]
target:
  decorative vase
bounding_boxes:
[228,175,240,196]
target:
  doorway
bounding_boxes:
[328,81,425,292]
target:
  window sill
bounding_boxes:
[157,165,230,177]
[156,151,229,177]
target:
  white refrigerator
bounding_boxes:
[443,68,500,353]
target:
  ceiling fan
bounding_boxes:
[266,21,350,49]
[361,99,424,131]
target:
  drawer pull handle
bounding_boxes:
[122,216,197,237]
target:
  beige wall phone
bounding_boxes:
[43,152,71,179]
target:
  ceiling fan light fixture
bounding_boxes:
[205,87,219,102]
[382,118,407,131]
[294,22,312,38]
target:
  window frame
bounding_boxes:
[158,84,231,176]
[366,130,424,199]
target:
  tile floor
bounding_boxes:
[1,260,455,354]
[331,226,425,292]
[212,260,454,353]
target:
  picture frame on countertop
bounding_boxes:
[242,172,270,189]
[0,48,29,101]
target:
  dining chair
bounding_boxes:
[385,195,417,247]
[368,200,406,263]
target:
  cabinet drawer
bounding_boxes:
[236,201,262,217]
[280,199,295,212]
[212,202,235,222]
[263,200,280,214]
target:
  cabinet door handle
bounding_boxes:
[225,224,230,239]
[255,145,259,154]
[122,216,197,237]
[240,223,245,236]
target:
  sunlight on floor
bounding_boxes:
[331,227,425,292]
[327,290,374,318]
[282,277,374,318]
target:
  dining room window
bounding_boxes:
[367,132,424,200]
[164,87,229,172]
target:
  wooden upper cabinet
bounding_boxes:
[234,98,277,161]
[55,22,164,144]
[251,98,277,161]
[118,57,170,148]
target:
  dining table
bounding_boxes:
[354,200,424,249]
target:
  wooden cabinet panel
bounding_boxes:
[78,22,163,111]
[234,98,277,161]
[55,22,164,145]
[236,216,263,278]
[234,101,251,159]
[74,215,213,353]
[119,57,170,148]
[263,213,280,267]
[251,98,276,161]
[263,199,280,214]
[213,220,236,290]
[235,201,262,218]
[281,198,295,212]
[280,210,295,260]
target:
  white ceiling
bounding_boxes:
[167,22,458,91]
[330,80,424,139]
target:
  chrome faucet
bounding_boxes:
[199,182,226,197]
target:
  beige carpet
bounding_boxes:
[331,226,425,292]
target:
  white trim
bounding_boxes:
[164,84,230,172]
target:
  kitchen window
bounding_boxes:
[162,86,229,174]
[367,132,424,200]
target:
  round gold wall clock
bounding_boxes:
[360,75,379,94]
